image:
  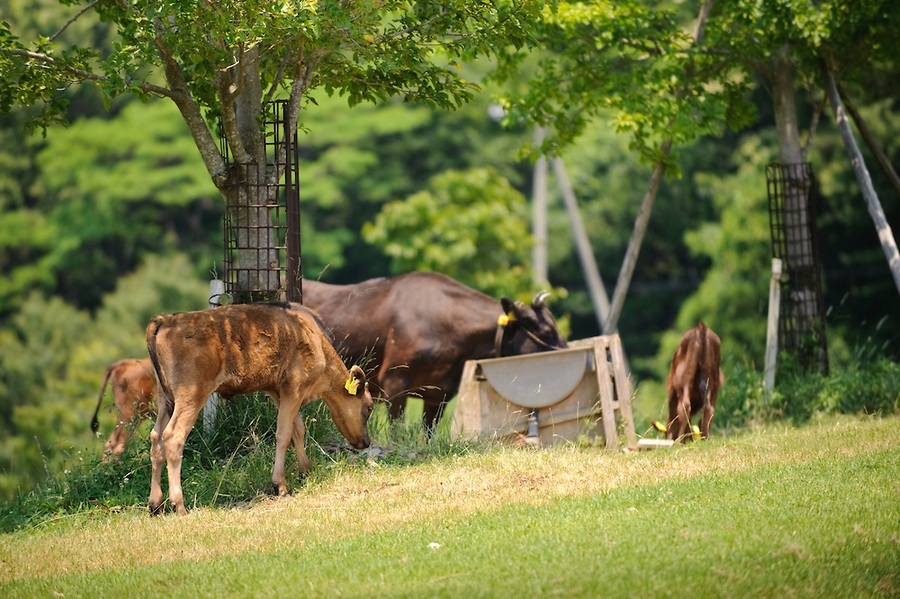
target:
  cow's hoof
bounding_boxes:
[148,501,165,516]
[270,482,290,497]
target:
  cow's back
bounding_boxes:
[150,304,329,398]
[303,273,500,368]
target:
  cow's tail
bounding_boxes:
[91,363,116,433]
[697,321,710,400]
[146,316,175,417]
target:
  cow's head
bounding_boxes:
[332,364,373,450]
[497,291,568,356]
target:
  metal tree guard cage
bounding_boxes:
[767,162,829,375]
[220,100,302,304]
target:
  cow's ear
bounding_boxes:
[346,365,367,396]
[502,297,524,316]
[500,297,531,323]
[353,365,368,383]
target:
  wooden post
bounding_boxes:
[553,157,612,331]
[532,126,549,285]
[764,258,783,392]
[204,279,225,435]
[823,64,900,296]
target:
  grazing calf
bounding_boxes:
[146,303,373,516]
[90,358,157,457]
[665,322,723,441]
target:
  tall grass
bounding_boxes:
[714,344,900,431]
[3,350,899,533]
[0,395,480,532]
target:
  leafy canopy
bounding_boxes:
[494,0,756,165]
[0,0,549,140]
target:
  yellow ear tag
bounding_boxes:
[344,377,359,396]
[691,425,701,440]
[497,312,516,327]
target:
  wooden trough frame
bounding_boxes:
[451,335,637,450]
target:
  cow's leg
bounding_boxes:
[421,396,446,437]
[387,396,407,421]
[291,412,312,479]
[104,396,136,458]
[678,386,693,442]
[701,376,718,439]
[379,365,410,422]
[666,388,683,442]
[422,402,442,435]
[272,395,304,496]
[103,424,130,458]
[148,405,171,515]
[667,388,692,442]
[161,395,204,516]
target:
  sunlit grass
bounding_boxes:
[1,414,898,598]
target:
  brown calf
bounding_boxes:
[90,358,157,457]
[664,322,723,441]
[146,303,373,515]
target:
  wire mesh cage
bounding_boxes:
[767,162,829,375]
[219,100,302,304]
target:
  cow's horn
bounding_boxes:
[533,290,550,307]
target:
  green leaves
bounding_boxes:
[495,0,759,163]
[363,166,536,298]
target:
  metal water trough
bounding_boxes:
[451,335,636,449]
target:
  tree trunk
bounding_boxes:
[225,48,280,298]
[823,65,900,296]
[771,47,824,362]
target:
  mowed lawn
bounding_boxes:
[1,414,898,598]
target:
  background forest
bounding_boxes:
[1,0,899,501]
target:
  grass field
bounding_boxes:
[1,414,898,598]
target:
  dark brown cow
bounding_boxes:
[302,272,568,431]
[664,321,723,441]
[146,303,373,515]
[90,358,157,457]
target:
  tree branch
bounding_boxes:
[50,0,101,42]
[150,18,229,184]
[7,48,173,98]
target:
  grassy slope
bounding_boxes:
[1,414,898,598]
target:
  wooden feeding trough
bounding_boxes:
[451,335,636,449]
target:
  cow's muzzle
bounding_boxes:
[351,435,371,450]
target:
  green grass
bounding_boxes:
[1,414,898,598]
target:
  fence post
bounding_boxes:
[204,279,225,435]
[764,258,783,392]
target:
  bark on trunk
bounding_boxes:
[225,46,280,297]
[771,48,822,352]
